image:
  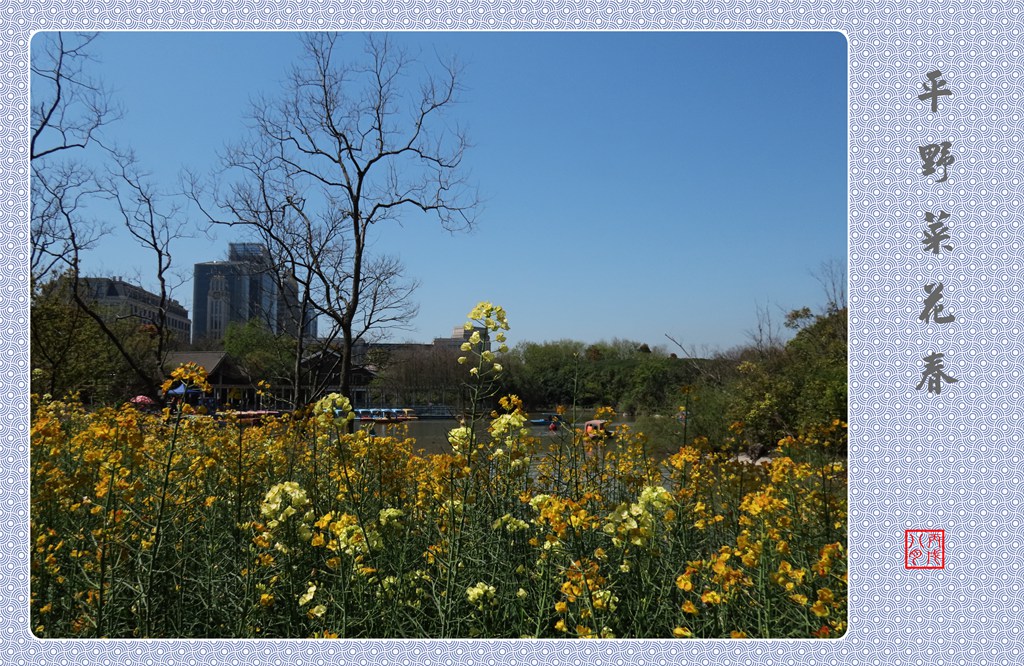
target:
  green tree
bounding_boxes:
[620,354,684,416]
[782,305,848,431]
[501,340,586,409]
[31,276,156,404]
[501,339,691,417]
[725,305,847,454]
[222,319,295,391]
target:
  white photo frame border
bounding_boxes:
[4,1,1021,664]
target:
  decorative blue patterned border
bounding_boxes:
[4,1,1022,664]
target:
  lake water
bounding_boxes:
[372,419,570,455]
[372,417,612,456]
[370,418,460,455]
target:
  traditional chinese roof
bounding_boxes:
[162,351,228,377]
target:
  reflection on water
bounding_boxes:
[371,419,460,455]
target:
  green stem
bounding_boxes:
[144,406,183,636]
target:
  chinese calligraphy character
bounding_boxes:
[922,210,954,254]
[918,70,953,113]
[916,352,958,394]
[919,141,956,183]
[919,282,956,324]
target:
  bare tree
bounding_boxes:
[192,33,478,401]
[104,150,191,376]
[31,33,188,400]
[189,135,348,406]
[746,299,785,358]
[812,258,847,314]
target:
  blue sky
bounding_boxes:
[32,30,847,351]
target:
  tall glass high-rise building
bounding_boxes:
[192,243,317,345]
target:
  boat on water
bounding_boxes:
[584,419,610,438]
[352,408,419,423]
[211,409,283,426]
[188,406,419,427]
[529,413,571,430]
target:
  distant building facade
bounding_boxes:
[78,276,191,341]
[192,243,317,344]
[350,325,490,365]
[340,325,490,408]
[434,325,490,351]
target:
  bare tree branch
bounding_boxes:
[31,161,110,283]
[103,149,192,376]
[812,258,847,314]
[30,33,123,161]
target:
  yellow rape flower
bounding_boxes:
[313,393,354,427]
[162,362,212,394]
[810,600,830,617]
[298,582,316,606]
[465,581,496,609]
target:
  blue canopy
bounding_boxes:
[166,384,203,396]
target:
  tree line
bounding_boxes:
[490,297,847,455]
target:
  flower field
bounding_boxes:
[30,304,847,639]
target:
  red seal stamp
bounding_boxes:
[905,529,945,569]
